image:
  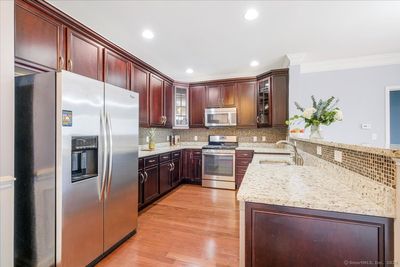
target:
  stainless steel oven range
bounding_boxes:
[202,135,238,190]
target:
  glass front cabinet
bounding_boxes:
[173,86,189,129]
[257,77,271,127]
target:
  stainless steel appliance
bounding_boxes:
[204,107,237,127]
[202,135,238,190]
[14,71,139,267]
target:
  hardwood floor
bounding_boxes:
[97,185,240,267]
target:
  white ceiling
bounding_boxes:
[48,1,400,82]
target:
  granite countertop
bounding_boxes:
[237,164,395,218]
[139,142,292,158]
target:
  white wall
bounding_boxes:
[289,64,400,147]
[0,0,15,266]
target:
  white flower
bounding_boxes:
[303,107,316,119]
[334,109,343,121]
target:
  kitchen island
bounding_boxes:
[237,156,395,267]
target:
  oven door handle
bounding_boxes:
[202,152,235,156]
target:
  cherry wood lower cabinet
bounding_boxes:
[142,165,159,204]
[245,202,394,267]
[235,150,254,188]
[182,149,202,184]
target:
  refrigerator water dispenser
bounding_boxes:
[71,136,98,182]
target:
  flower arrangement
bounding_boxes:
[287,96,343,139]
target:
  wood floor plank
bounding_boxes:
[97,185,240,267]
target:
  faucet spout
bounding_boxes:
[276,140,304,166]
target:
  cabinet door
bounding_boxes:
[206,85,221,108]
[104,49,130,89]
[149,74,164,126]
[257,77,271,127]
[163,81,173,128]
[15,2,64,71]
[237,81,257,128]
[189,86,206,127]
[66,28,104,81]
[221,83,236,107]
[159,162,172,194]
[171,158,181,186]
[271,75,289,126]
[143,166,159,203]
[131,64,150,127]
[193,158,202,180]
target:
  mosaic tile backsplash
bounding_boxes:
[294,139,397,189]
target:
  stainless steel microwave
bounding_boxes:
[204,107,237,127]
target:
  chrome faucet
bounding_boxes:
[276,140,304,166]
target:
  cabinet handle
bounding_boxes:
[139,172,145,183]
[148,159,155,163]
[256,116,260,123]
[172,162,175,171]
[144,171,148,182]
[164,116,167,125]
[67,59,73,70]
[59,57,64,69]
[169,163,173,171]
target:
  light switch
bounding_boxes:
[253,136,257,142]
[361,123,372,130]
[334,150,342,163]
[146,136,149,143]
[194,136,198,141]
[262,136,266,142]
[317,146,322,155]
[167,136,170,141]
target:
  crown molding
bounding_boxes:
[299,53,400,74]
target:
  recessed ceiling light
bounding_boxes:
[186,68,194,74]
[250,60,259,67]
[142,29,154,39]
[244,9,259,21]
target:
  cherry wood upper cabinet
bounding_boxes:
[66,28,104,81]
[206,86,221,108]
[206,83,236,108]
[149,74,164,127]
[104,49,130,89]
[163,81,173,128]
[189,86,206,127]
[270,74,289,127]
[15,2,64,71]
[221,83,236,107]
[131,64,150,127]
[237,81,257,128]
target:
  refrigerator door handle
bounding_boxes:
[106,112,114,198]
[100,111,108,201]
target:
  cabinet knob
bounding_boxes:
[67,59,73,70]
[58,57,64,70]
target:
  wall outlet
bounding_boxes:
[317,146,322,155]
[361,123,372,130]
[146,136,149,143]
[167,136,170,141]
[253,136,257,142]
[334,150,342,163]
[194,135,198,141]
[372,133,378,140]
[262,136,266,142]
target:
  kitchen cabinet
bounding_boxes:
[142,165,159,204]
[15,1,64,71]
[245,202,394,267]
[149,74,164,126]
[235,150,254,188]
[256,70,288,127]
[104,49,130,89]
[171,158,181,186]
[163,81,173,128]
[237,82,257,128]
[173,86,189,129]
[159,161,173,194]
[66,28,104,81]
[131,64,150,127]
[189,86,206,127]
[182,149,202,184]
[206,83,236,108]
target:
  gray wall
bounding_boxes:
[289,64,400,147]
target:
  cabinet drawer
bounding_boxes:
[236,158,252,166]
[172,151,181,159]
[144,156,159,167]
[236,150,254,158]
[159,153,171,163]
[139,158,144,170]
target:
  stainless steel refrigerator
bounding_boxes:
[14,71,139,267]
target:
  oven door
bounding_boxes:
[204,108,237,127]
[202,151,235,182]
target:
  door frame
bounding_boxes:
[385,85,400,148]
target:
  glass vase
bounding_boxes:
[310,125,323,140]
